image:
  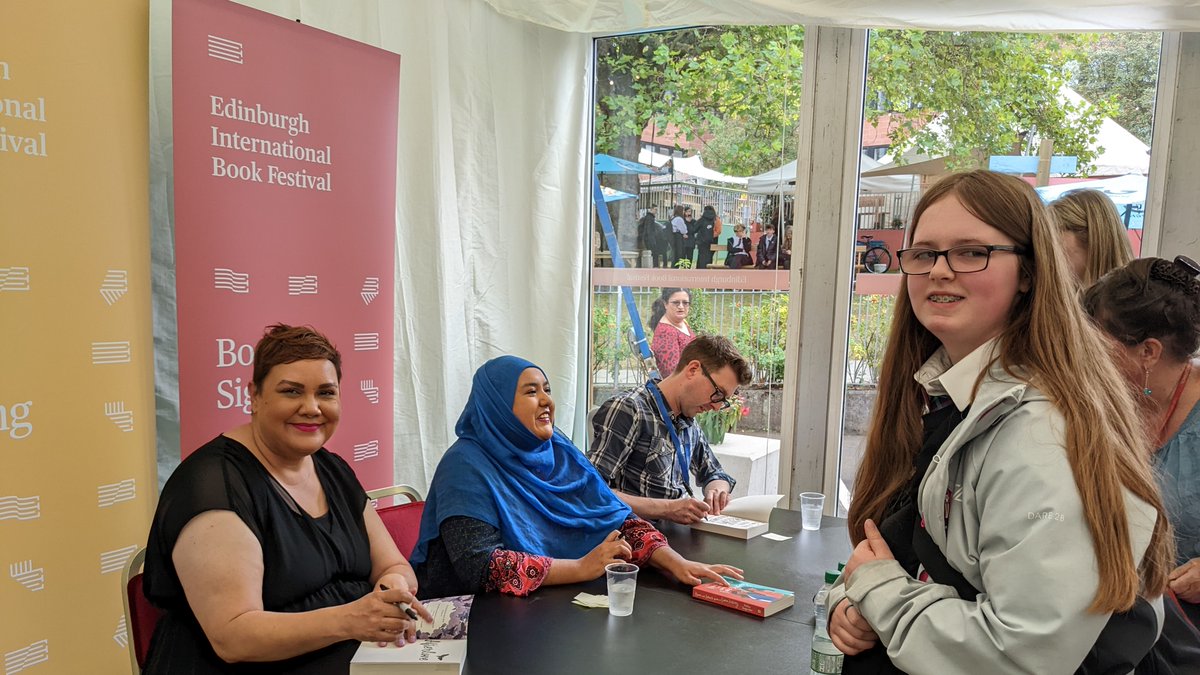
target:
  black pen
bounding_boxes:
[378,584,420,620]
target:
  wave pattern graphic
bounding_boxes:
[9,561,44,592]
[113,616,128,648]
[0,266,30,292]
[99,544,138,575]
[287,275,319,295]
[353,440,379,462]
[104,401,134,432]
[360,379,380,404]
[213,268,250,293]
[207,35,244,64]
[99,269,128,305]
[0,496,40,521]
[360,276,379,305]
[91,341,131,365]
[4,639,48,674]
[98,479,136,508]
[353,333,380,351]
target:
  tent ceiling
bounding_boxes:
[481,1,1200,33]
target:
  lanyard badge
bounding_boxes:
[646,380,692,495]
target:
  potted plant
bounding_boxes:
[695,395,750,445]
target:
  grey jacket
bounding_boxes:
[827,363,1159,674]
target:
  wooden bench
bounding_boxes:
[707,243,727,268]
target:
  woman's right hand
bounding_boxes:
[339,586,427,643]
[578,531,633,580]
[828,598,878,655]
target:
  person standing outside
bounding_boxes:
[669,205,689,267]
[693,205,719,269]
[588,335,753,524]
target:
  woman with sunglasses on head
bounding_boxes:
[649,287,695,376]
[409,356,743,598]
[1084,255,1200,628]
[826,171,1174,674]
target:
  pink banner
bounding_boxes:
[172,0,399,488]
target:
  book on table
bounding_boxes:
[350,595,472,674]
[688,494,781,539]
[692,577,795,617]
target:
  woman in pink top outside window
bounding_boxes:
[650,288,695,375]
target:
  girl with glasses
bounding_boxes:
[828,170,1174,674]
[649,287,695,376]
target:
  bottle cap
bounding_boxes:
[825,570,840,584]
[837,561,846,571]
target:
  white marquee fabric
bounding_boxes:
[481,0,1200,33]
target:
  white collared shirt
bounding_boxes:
[913,337,1001,412]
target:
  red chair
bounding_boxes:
[121,547,163,674]
[367,484,425,558]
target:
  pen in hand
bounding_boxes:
[378,584,420,620]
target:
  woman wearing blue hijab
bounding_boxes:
[411,356,742,597]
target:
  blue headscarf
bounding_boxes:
[410,356,632,563]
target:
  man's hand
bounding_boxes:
[663,496,710,524]
[703,480,731,515]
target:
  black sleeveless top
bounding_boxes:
[142,436,374,674]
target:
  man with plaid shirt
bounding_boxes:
[588,335,754,524]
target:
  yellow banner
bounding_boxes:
[1,2,155,673]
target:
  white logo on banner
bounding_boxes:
[1,401,32,440]
[352,440,379,462]
[353,333,380,351]
[99,269,128,305]
[91,341,131,365]
[104,402,134,432]
[360,379,379,404]
[99,544,138,575]
[0,495,40,522]
[287,275,318,295]
[98,479,136,508]
[0,266,31,292]
[8,561,44,592]
[207,35,244,64]
[113,617,128,649]
[213,268,250,294]
[3,639,48,674]
[360,276,379,305]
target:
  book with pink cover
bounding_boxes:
[692,578,794,617]
[350,595,472,674]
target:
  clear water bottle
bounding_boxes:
[811,570,843,675]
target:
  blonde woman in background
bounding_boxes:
[1049,188,1134,287]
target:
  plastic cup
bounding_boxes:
[605,562,639,617]
[800,492,825,531]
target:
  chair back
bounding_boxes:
[121,547,163,673]
[367,485,425,559]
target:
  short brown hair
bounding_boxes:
[252,324,342,390]
[675,334,752,385]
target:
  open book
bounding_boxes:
[350,595,472,674]
[689,494,782,539]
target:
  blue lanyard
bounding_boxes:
[646,380,692,495]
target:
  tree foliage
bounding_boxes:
[597,27,1125,177]
[1070,32,1160,145]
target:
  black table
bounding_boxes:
[464,510,852,674]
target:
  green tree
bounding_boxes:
[596,28,1111,177]
[1069,32,1160,145]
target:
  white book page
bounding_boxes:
[716,494,782,522]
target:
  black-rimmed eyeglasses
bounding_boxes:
[896,245,1026,275]
[699,364,734,410]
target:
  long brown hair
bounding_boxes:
[850,171,1173,612]
[1049,189,1133,287]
